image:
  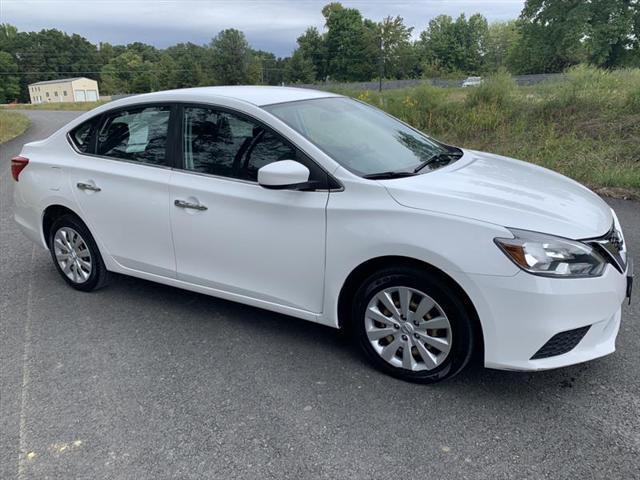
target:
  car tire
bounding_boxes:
[351,267,475,384]
[48,214,109,292]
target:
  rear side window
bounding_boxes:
[96,106,171,166]
[69,118,99,153]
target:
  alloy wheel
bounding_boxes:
[364,286,452,371]
[53,227,92,284]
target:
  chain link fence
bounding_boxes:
[297,73,565,91]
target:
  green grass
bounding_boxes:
[0,101,105,111]
[337,66,640,196]
[0,111,30,144]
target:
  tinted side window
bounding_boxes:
[97,106,170,165]
[183,107,252,177]
[182,107,295,181]
[239,130,296,181]
[69,118,98,153]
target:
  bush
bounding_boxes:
[546,65,640,113]
[396,84,448,130]
[465,69,517,108]
[336,66,640,193]
[628,88,640,113]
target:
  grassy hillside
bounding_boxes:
[335,66,640,197]
[0,111,30,144]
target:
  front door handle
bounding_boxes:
[77,182,101,192]
[174,199,207,211]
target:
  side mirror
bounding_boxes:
[258,160,311,190]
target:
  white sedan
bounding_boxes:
[462,76,483,87]
[12,86,632,383]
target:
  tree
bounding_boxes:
[155,52,179,90]
[100,51,154,94]
[484,21,520,72]
[0,27,102,101]
[418,13,489,76]
[253,50,285,85]
[66,33,102,78]
[0,51,20,102]
[163,42,213,87]
[296,27,327,81]
[0,23,18,49]
[285,48,316,83]
[583,0,640,67]
[124,42,159,63]
[0,25,20,102]
[322,2,375,81]
[464,14,489,73]
[419,15,457,75]
[97,42,125,66]
[368,16,416,80]
[510,0,640,73]
[510,1,590,73]
[384,17,417,78]
[210,29,255,85]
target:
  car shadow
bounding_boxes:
[99,271,610,399]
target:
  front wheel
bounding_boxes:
[351,267,475,383]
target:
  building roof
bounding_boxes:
[29,77,94,86]
[155,86,337,106]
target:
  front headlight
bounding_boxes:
[611,208,627,265]
[495,228,607,278]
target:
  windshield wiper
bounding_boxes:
[413,150,463,173]
[362,171,418,180]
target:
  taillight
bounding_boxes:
[11,156,29,181]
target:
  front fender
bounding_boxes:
[319,181,519,329]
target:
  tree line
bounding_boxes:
[1,0,639,103]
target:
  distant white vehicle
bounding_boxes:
[12,86,633,383]
[462,76,483,87]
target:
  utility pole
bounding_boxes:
[378,26,384,92]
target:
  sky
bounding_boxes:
[1,0,525,56]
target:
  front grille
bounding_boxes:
[530,326,590,360]
[585,225,627,273]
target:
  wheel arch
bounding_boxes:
[42,204,87,248]
[337,255,484,358]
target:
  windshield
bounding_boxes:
[264,97,457,177]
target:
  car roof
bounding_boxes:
[120,86,340,107]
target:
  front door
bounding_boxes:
[169,105,328,312]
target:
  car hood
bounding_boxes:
[382,149,612,239]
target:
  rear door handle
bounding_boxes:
[77,182,101,192]
[174,199,207,211]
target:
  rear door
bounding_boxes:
[68,104,177,277]
[169,104,329,312]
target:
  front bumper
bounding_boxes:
[460,264,628,371]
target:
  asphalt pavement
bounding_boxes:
[1,110,639,479]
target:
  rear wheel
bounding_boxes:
[351,267,475,383]
[48,214,108,291]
